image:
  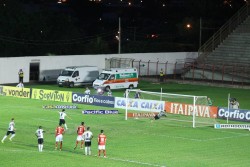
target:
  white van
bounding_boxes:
[93,68,138,90]
[57,66,99,87]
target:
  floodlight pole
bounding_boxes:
[118,17,121,54]
[199,17,202,48]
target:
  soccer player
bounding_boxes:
[74,122,85,150]
[35,126,45,152]
[152,111,167,121]
[83,127,93,155]
[59,109,71,130]
[55,124,65,151]
[207,97,213,106]
[134,91,140,99]
[1,118,16,143]
[98,130,107,157]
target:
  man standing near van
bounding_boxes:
[84,87,90,95]
[18,69,24,83]
[159,68,164,82]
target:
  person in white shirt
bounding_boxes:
[229,98,240,109]
[83,127,93,155]
[233,100,240,109]
[16,81,24,88]
[59,109,71,130]
[1,118,16,143]
[85,87,91,95]
[35,126,45,152]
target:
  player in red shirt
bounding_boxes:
[55,124,65,151]
[98,130,107,157]
[74,122,85,150]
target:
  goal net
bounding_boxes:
[125,89,217,128]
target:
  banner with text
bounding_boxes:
[82,110,118,114]
[165,102,218,118]
[31,88,72,103]
[115,97,165,112]
[127,112,157,118]
[72,93,115,107]
[217,107,250,122]
[43,105,78,109]
[214,124,250,129]
[3,86,31,98]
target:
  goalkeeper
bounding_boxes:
[153,111,167,120]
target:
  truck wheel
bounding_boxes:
[69,82,74,88]
[128,84,134,89]
[105,86,110,92]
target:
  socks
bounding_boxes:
[2,135,7,141]
[38,144,44,152]
[10,134,15,140]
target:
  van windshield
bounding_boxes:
[98,73,110,80]
[61,70,74,77]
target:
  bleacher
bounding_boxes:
[184,4,250,83]
[205,16,250,67]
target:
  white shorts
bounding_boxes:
[56,134,63,142]
[98,145,106,150]
[76,135,84,141]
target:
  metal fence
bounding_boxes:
[131,60,187,80]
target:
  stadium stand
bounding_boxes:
[184,3,250,83]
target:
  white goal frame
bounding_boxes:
[125,89,209,128]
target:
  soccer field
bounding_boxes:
[0,81,249,167]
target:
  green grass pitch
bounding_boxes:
[0,81,249,167]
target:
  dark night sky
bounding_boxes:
[0,0,248,56]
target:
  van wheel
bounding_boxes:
[69,82,74,88]
[128,85,134,89]
[105,86,110,92]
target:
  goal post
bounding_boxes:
[125,89,217,128]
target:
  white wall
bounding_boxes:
[0,52,197,84]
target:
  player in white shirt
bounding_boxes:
[1,118,16,143]
[35,126,45,152]
[59,109,71,130]
[83,127,93,155]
